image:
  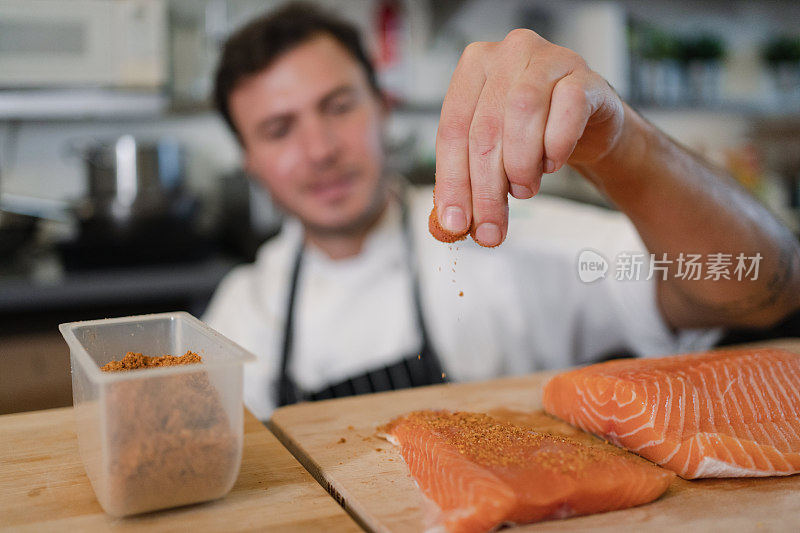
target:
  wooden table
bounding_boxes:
[0,407,361,532]
[270,340,800,532]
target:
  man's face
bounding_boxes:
[229,34,387,235]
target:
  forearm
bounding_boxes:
[573,103,800,329]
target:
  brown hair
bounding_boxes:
[213,2,381,141]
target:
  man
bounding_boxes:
[204,3,800,421]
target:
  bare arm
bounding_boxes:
[573,104,800,329]
[433,29,800,330]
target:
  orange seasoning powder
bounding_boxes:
[101,350,202,371]
[98,350,237,515]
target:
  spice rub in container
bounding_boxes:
[100,350,238,515]
[59,312,255,516]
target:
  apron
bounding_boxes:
[276,199,447,407]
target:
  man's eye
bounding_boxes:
[262,123,291,140]
[326,95,356,115]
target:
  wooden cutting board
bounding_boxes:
[270,339,800,532]
[0,407,360,532]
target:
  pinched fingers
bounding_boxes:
[433,30,598,248]
[468,100,508,247]
[466,34,537,246]
[433,42,487,240]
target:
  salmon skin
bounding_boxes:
[543,347,800,479]
[382,411,673,533]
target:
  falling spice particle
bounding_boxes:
[338,438,346,444]
[441,372,446,379]
[417,354,421,360]
[459,291,464,297]
[438,266,441,272]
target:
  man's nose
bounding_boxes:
[300,116,341,166]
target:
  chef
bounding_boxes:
[204,3,800,421]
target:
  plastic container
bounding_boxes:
[59,312,255,517]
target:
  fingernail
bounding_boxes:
[475,223,501,246]
[442,206,467,233]
[510,184,534,199]
[543,159,556,174]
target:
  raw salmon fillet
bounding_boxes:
[383,411,673,533]
[543,347,800,479]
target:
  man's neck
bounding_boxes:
[303,198,390,260]
[304,230,370,260]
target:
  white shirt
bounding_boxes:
[203,186,721,420]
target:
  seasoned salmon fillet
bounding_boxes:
[383,411,673,533]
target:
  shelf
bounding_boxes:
[392,101,443,115]
[631,100,800,120]
[0,89,169,120]
[1,90,796,123]
[0,256,237,313]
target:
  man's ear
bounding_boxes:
[377,90,393,119]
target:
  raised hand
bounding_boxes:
[430,29,624,247]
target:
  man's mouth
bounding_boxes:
[307,172,357,203]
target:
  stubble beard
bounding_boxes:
[299,174,391,240]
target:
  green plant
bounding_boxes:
[680,34,726,62]
[634,25,682,61]
[763,35,800,65]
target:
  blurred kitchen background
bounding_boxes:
[1,0,799,414]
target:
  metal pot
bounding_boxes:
[59,135,204,269]
[77,135,185,223]
[0,162,37,262]
[0,210,37,262]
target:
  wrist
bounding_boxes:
[592,103,645,174]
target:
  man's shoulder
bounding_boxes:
[206,220,300,311]
[252,218,302,265]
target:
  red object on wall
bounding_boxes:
[376,0,402,68]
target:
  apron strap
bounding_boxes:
[276,244,305,407]
[400,196,433,355]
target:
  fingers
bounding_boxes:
[543,74,594,173]
[434,42,487,238]
[502,66,556,200]
[467,86,508,247]
[467,34,535,247]
[502,43,582,195]
[434,29,602,248]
